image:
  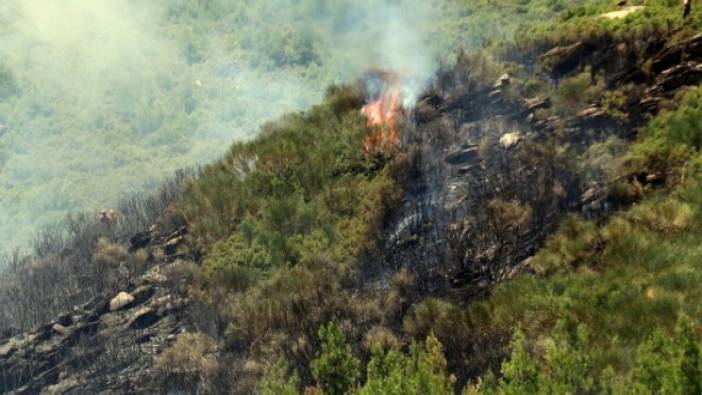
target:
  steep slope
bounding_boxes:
[4,3,702,394]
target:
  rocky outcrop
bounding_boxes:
[0,261,193,394]
[540,41,598,76]
[651,33,702,74]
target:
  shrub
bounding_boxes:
[363,326,400,352]
[552,70,605,116]
[486,199,533,233]
[627,86,702,184]
[154,332,220,393]
[530,216,599,276]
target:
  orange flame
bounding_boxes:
[362,73,402,155]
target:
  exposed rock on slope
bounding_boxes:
[0,262,192,394]
[384,31,702,300]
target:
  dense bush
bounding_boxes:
[259,320,458,395]
[181,85,403,287]
[627,86,702,183]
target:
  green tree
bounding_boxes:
[260,360,300,395]
[538,321,594,394]
[498,326,539,395]
[632,329,679,393]
[674,315,702,395]
[360,334,454,395]
[408,334,455,395]
[312,319,360,395]
[360,345,407,395]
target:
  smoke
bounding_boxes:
[0,0,455,251]
[305,0,444,106]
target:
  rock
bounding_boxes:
[164,234,184,256]
[56,313,73,327]
[540,41,595,77]
[165,235,183,248]
[652,33,702,74]
[130,285,155,307]
[656,62,702,92]
[109,292,135,312]
[457,164,481,176]
[524,96,551,112]
[493,73,511,89]
[599,6,644,20]
[568,105,608,129]
[446,146,480,165]
[51,324,70,337]
[128,307,161,330]
[499,132,522,149]
[44,377,79,394]
[0,339,16,359]
[144,266,167,285]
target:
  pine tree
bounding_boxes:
[498,326,539,395]
[674,314,702,395]
[260,360,300,395]
[312,319,360,395]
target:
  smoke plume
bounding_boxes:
[0,0,454,252]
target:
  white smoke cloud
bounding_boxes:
[0,0,455,251]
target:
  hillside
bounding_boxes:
[3,0,702,394]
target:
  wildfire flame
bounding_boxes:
[362,72,402,155]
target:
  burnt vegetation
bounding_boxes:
[5,1,702,394]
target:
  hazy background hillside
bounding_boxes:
[0,0,581,251]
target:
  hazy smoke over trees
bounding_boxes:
[0,0,453,251]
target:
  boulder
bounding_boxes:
[599,6,644,20]
[109,292,135,312]
[493,73,511,89]
[499,132,522,149]
[51,324,70,337]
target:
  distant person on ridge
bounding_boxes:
[99,209,111,230]
[684,0,692,19]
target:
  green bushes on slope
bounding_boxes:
[174,86,407,381]
[261,319,457,394]
[627,87,702,184]
[179,85,403,291]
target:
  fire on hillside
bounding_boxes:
[361,71,403,155]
